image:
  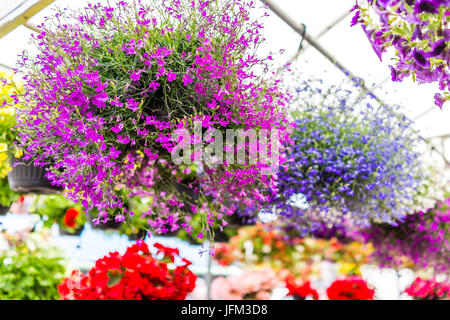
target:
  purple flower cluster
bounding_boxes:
[351,0,449,108]
[13,0,290,240]
[357,198,450,274]
[272,79,423,235]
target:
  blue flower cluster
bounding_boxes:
[273,80,423,235]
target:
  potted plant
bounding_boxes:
[0,72,61,195]
[356,197,450,274]
[0,231,66,300]
[8,157,64,194]
[58,241,196,300]
[14,0,290,243]
[32,195,87,236]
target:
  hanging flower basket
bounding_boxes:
[272,78,423,235]
[0,204,10,216]
[8,158,63,194]
[14,0,290,243]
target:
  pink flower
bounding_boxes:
[126,98,140,112]
[117,135,130,144]
[156,67,165,77]
[115,214,126,222]
[110,97,123,107]
[130,70,141,81]
[167,70,177,82]
[92,91,108,108]
[111,123,123,133]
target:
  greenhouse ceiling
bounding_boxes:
[0,0,449,162]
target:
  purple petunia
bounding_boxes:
[352,0,449,108]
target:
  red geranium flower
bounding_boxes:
[64,208,80,228]
[285,276,319,300]
[327,276,375,300]
[58,241,196,300]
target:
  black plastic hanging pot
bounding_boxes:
[0,204,10,216]
[127,229,147,241]
[8,158,63,194]
[213,228,231,243]
[89,217,122,231]
[59,225,85,236]
[227,213,257,227]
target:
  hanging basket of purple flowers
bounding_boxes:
[14,0,290,243]
[271,79,423,235]
[356,197,450,274]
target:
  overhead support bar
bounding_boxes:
[260,0,450,166]
[290,8,353,61]
[0,62,14,71]
[24,21,40,33]
[261,0,377,96]
[0,0,54,39]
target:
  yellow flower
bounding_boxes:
[0,152,7,162]
[337,262,361,275]
[0,144,7,152]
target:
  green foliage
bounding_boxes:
[0,238,66,300]
[176,212,238,244]
[118,196,151,238]
[0,177,19,208]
